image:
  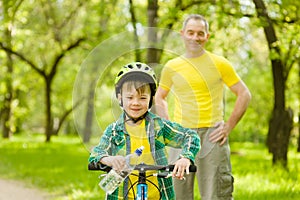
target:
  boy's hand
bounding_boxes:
[100,156,126,172]
[172,157,190,180]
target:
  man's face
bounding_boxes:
[181,19,210,54]
[119,82,151,120]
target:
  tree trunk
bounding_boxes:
[2,24,13,139]
[2,55,13,139]
[297,113,300,152]
[128,0,142,61]
[253,0,293,167]
[268,108,293,167]
[297,65,300,153]
[45,78,53,142]
[147,0,159,64]
[83,81,96,143]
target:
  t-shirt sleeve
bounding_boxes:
[158,62,173,91]
[216,56,241,87]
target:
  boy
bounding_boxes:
[89,62,200,200]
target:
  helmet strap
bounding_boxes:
[124,110,147,124]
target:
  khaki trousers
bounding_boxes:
[168,127,234,200]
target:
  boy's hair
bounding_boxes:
[122,80,151,96]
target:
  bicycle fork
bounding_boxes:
[136,171,148,200]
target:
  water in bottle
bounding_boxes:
[99,146,144,194]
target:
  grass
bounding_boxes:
[0,134,104,200]
[230,142,300,199]
[0,134,299,199]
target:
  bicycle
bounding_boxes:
[88,162,197,200]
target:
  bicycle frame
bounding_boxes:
[136,170,147,200]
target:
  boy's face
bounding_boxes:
[118,82,151,121]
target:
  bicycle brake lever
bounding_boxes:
[153,172,172,178]
[153,172,186,180]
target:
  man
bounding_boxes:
[155,14,251,200]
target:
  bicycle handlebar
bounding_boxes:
[88,162,197,173]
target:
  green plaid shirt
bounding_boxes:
[89,111,200,200]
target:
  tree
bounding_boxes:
[0,1,86,142]
[253,0,299,167]
[0,0,23,138]
[82,0,118,143]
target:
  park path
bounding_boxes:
[0,179,50,200]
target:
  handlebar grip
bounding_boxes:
[188,165,197,172]
[88,162,100,170]
[167,165,197,172]
[88,162,111,172]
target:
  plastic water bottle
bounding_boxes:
[99,146,144,194]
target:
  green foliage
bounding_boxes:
[0,0,299,152]
[0,135,299,199]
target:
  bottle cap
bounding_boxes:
[135,146,144,156]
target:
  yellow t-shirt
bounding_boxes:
[159,51,240,128]
[125,120,159,199]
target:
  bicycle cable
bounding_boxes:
[124,173,162,200]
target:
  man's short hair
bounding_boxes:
[182,14,209,33]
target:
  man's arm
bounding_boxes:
[154,87,170,120]
[227,80,252,130]
[209,80,251,145]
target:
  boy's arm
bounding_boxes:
[161,121,200,179]
[179,128,200,163]
[162,121,200,163]
[88,125,113,164]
